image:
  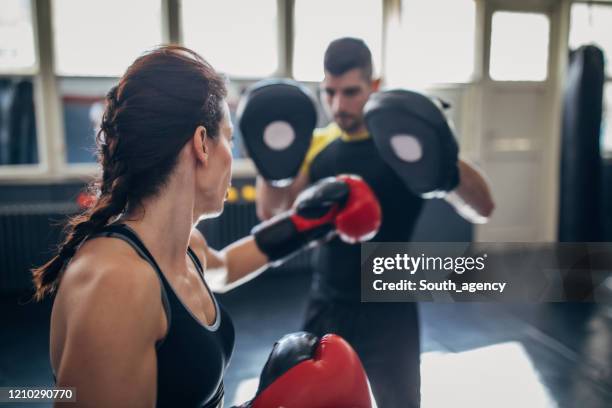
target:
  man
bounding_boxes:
[256,37,494,407]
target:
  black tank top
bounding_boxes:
[308,132,424,301]
[87,224,235,407]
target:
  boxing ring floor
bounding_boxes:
[1,271,611,407]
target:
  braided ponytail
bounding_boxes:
[31,88,130,300]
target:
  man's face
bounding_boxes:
[322,68,376,134]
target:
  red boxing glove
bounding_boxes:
[252,175,381,263]
[235,332,372,408]
[334,174,382,243]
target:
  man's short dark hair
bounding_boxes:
[324,37,373,79]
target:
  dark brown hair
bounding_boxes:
[324,37,373,79]
[32,45,227,300]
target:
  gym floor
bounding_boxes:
[1,271,611,408]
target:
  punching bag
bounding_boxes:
[558,45,605,242]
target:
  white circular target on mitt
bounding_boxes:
[263,121,295,151]
[390,134,423,162]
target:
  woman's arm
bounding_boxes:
[444,159,495,224]
[191,175,381,293]
[190,228,269,293]
[255,171,309,220]
[55,256,163,407]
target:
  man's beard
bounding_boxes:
[335,113,363,134]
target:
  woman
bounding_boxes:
[31,46,265,407]
[32,46,378,408]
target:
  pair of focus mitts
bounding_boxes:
[232,332,372,408]
[237,78,460,198]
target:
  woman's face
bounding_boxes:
[196,101,234,219]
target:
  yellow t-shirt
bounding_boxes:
[300,122,371,177]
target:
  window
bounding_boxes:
[569,3,612,78]
[58,78,116,164]
[293,0,383,81]
[0,1,38,166]
[181,0,278,78]
[489,12,550,81]
[52,0,163,76]
[0,0,36,72]
[62,94,103,164]
[0,79,38,165]
[387,0,476,87]
[52,0,163,163]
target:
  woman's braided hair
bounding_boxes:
[32,45,227,300]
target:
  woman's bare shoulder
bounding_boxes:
[56,236,163,325]
[52,237,163,406]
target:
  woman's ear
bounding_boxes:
[193,125,209,165]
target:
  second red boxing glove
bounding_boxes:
[233,332,372,408]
